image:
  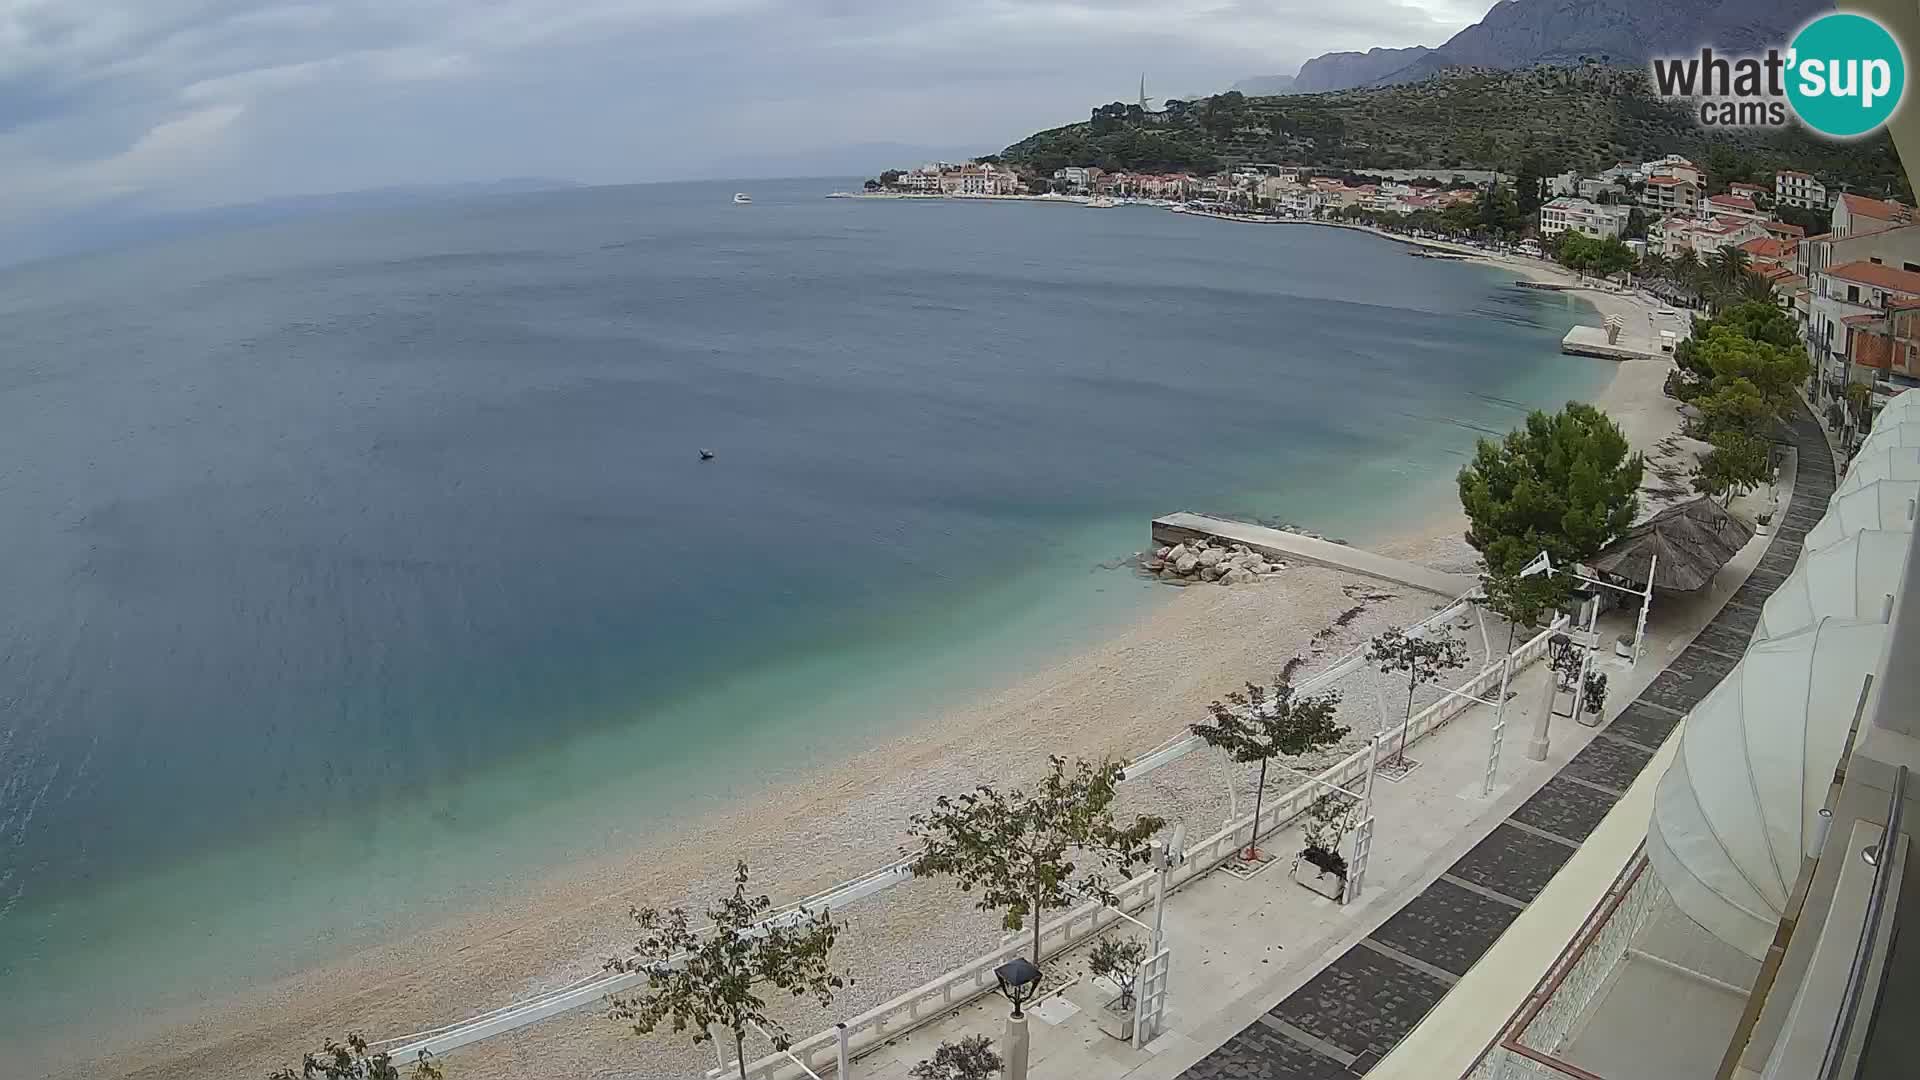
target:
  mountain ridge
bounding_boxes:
[1240,0,1833,94]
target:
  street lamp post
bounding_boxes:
[994,958,1042,1080]
[1531,632,1574,761]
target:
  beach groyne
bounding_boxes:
[1153,512,1477,597]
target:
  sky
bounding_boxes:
[0,0,1491,231]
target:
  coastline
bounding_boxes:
[75,234,1683,1080]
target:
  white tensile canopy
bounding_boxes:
[1854,420,1920,459]
[1870,388,1920,426]
[1647,619,1888,961]
[1836,445,1920,496]
[1806,479,1919,548]
[1755,530,1909,641]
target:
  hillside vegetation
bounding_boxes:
[1001,65,1909,198]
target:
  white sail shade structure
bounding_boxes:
[1835,445,1920,496]
[1867,388,1920,426]
[1648,619,1888,961]
[1755,530,1909,641]
[1853,420,1920,459]
[1805,479,1918,549]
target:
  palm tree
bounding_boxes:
[1738,269,1779,306]
[1711,247,1751,286]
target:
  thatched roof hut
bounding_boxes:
[1589,496,1757,592]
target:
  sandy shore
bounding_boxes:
[69,249,1686,1080]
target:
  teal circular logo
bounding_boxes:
[1787,13,1906,137]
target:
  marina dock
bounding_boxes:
[1151,512,1477,597]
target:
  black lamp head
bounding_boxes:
[994,957,1043,1016]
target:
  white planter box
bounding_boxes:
[1097,996,1135,1041]
[1291,858,1346,902]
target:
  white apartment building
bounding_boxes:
[1703,193,1767,222]
[1052,166,1094,190]
[1775,169,1828,209]
[1641,175,1701,215]
[1539,196,1629,239]
[938,165,1020,196]
[1643,154,1703,185]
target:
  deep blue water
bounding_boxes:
[0,178,1607,1052]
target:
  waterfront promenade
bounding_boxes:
[842,408,1825,1079]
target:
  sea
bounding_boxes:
[0,178,1610,1066]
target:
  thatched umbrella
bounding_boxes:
[1589,496,1757,592]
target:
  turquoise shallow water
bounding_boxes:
[0,179,1609,1059]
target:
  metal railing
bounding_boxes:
[734,620,1570,1080]
[1819,764,1908,1080]
[1466,850,1658,1080]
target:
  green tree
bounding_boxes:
[909,757,1164,965]
[1190,679,1348,860]
[605,863,848,1080]
[1457,402,1645,578]
[268,1035,443,1080]
[1515,155,1549,220]
[1367,627,1470,766]
[1623,206,1649,239]
[1693,430,1771,504]
[1478,567,1566,652]
[911,1036,1003,1080]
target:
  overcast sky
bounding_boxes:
[0,0,1489,228]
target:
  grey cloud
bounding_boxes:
[0,0,1477,230]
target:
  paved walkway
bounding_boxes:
[1174,402,1836,1080]
[1152,513,1477,597]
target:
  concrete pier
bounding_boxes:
[1152,512,1476,597]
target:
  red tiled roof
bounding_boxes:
[1842,193,1910,220]
[1766,222,1807,238]
[1827,260,1920,294]
[1708,194,1758,211]
[1738,236,1794,258]
[1777,169,1812,180]
[1646,176,1685,186]
[1892,295,1920,310]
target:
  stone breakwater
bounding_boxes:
[1141,539,1286,586]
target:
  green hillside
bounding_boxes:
[1000,65,1909,198]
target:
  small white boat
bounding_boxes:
[1087,196,1118,209]
[732,192,752,204]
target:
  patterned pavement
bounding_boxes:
[1179,401,1835,1079]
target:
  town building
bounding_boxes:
[1806,259,1920,401]
[1728,181,1767,203]
[1051,166,1099,191]
[1643,154,1703,185]
[1775,168,1828,208]
[895,170,940,192]
[1641,175,1701,215]
[938,164,1021,196]
[1538,196,1629,239]
[1843,297,1920,403]
[1833,192,1912,238]
[1703,192,1766,222]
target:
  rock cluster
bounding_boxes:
[1141,540,1285,586]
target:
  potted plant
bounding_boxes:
[1087,937,1149,1040]
[911,1035,1002,1080]
[1292,792,1355,902]
[1614,632,1635,660]
[1582,670,1610,721]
